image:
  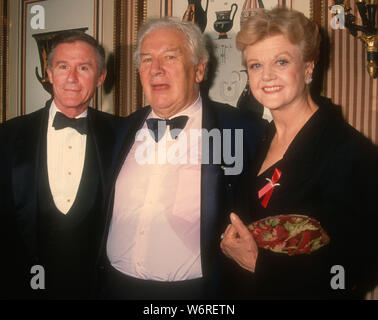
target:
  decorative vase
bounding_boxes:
[213,3,238,39]
[240,0,264,26]
[182,0,209,33]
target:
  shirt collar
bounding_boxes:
[49,100,88,125]
[148,95,202,120]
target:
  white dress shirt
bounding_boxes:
[47,102,87,214]
[107,96,203,281]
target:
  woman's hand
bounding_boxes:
[220,213,259,273]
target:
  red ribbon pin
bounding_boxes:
[258,168,282,208]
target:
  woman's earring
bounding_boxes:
[305,77,313,85]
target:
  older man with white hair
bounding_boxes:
[97,18,264,299]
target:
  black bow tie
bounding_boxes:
[52,112,88,135]
[146,116,189,142]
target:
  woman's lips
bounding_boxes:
[262,86,283,93]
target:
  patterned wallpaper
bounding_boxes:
[318,0,378,144]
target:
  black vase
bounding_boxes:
[182,0,209,33]
[213,3,238,39]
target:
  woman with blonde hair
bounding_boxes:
[220,7,378,299]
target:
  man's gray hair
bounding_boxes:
[134,17,209,68]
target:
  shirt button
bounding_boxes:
[68,146,72,149]
[67,199,71,203]
[68,172,71,175]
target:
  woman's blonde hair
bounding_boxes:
[236,7,320,64]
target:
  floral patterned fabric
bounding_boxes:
[248,214,330,256]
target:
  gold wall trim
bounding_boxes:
[114,0,146,117]
[0,0,8,123]
[165,0,172,16]
[21,0,44,116]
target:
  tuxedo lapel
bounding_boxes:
[112,107,151,180]
[200,102,224,277]
[87,108,117,198]
[12,107,49,257]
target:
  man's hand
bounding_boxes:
[220,213,258,273]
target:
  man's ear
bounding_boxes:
[195,61,206,84]
[97,69,107,87]
[47,67,53,84]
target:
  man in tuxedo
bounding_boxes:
[97,18,263,299]
[0,31,119,299]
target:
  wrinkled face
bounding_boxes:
[47,41,106,117]
[244,34,313,112]
[138,27,206,118]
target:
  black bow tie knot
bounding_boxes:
[146,116,189,142]
[53,112,88,135]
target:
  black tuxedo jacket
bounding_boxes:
[95,98,264,297]
[0,100,120,298]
